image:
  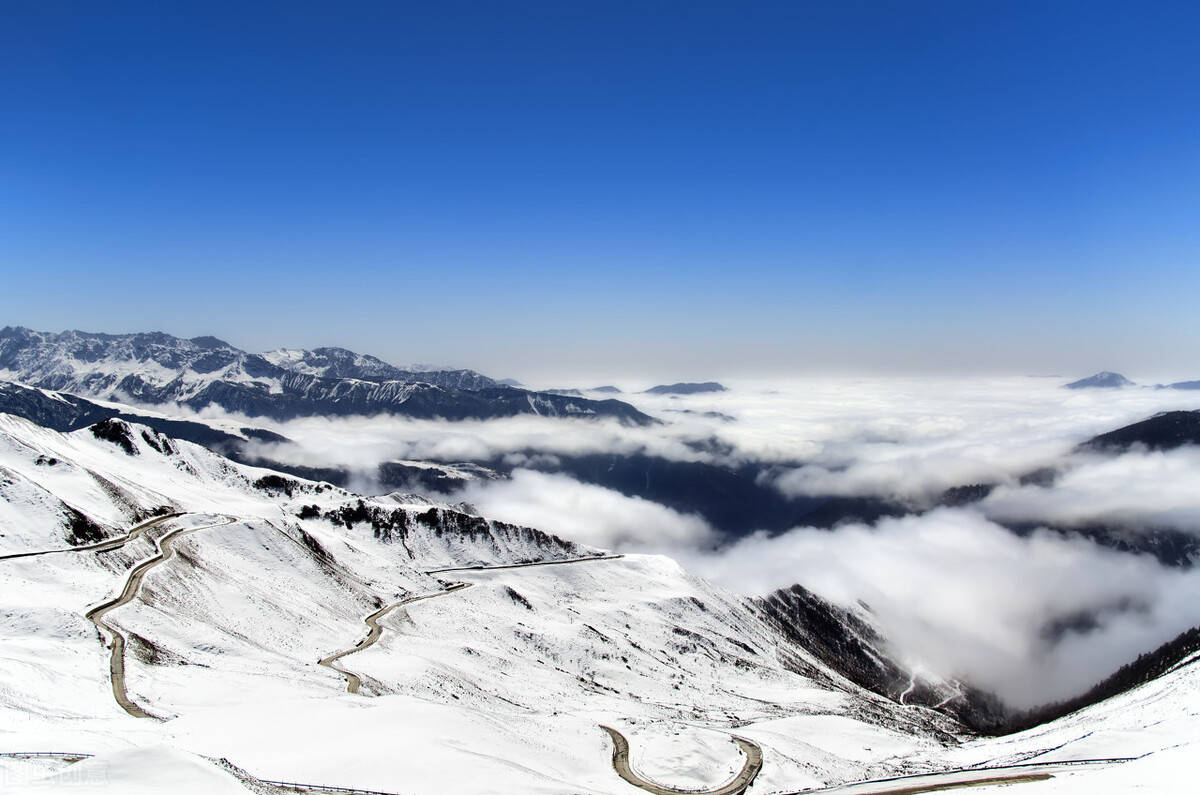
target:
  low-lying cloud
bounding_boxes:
[234,412,713,471]
[188,376,1200,509]
[677,508,1200,708]
[983,447,1200,534]
[161,376,1200,708]
[454,469,717,550]
[448,461,1200,706]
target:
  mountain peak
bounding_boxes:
[644,381,728,395]
[188,335,233,349]
[1064,371,1134,389]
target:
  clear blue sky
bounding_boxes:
[2,1,1198,379]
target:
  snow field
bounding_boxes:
[1,411,1198,793]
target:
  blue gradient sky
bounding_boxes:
[2,1,1198,379]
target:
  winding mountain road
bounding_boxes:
[83,514,235,719]
[0,512,183,561]
[1,511,1153,795]
[601,725,763,795]
[429,554,768,795]
[318,582,473,694]
[320,553,626,693]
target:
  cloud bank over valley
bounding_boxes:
[183,376,1200,707]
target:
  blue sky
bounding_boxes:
[2,1,1197,379]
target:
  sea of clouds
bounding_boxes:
[197,375,1200,707]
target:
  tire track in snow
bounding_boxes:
[83,514,236,719]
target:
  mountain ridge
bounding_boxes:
[2,393,1199,790]
[0,326,653,425]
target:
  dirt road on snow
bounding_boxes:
[83,514,235,719]
[320,553,626,694]
[0,513,183,561]
[601,725,763,795]
[318,582,474,694]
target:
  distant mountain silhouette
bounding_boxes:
[1064,371,1134,389]
[644,381,727,395]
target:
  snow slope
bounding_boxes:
[0,411,1197,793]
[3,746,257,795]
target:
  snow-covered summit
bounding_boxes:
[259,345,493,388]
[0,326,493,394]
[1063,371,1135,389]
[0,326,653,424]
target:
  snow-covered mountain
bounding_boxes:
[0,410,966,791]
[0,326,653,424]
[1,410,1197,792]
[0,327,495,392]
[758,584,976,714]
[1063,371,1135,389]
[0,379,290,452]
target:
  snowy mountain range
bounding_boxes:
[0,396,1198,792]
[0,411,954,790]
[3,375,1198,572]
[0,326,652,423]
[2,334,1200,792]
[0,391,1195,792]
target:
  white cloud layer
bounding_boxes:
[166,376,1200,708]
[982,448,1200,533]
[211,375,1200,502]
[455,469,717,550]
[676,508,1200,708]
[234,412,711,471]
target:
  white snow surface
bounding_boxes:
[626,723,743,790]
[0,411,1196,793]
[3,746,255,794]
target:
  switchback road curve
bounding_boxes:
[601,725,763,795]
[0,512,183,561]
[319,582,473,694]
[83,514,235,719]
[321,553,627,695]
